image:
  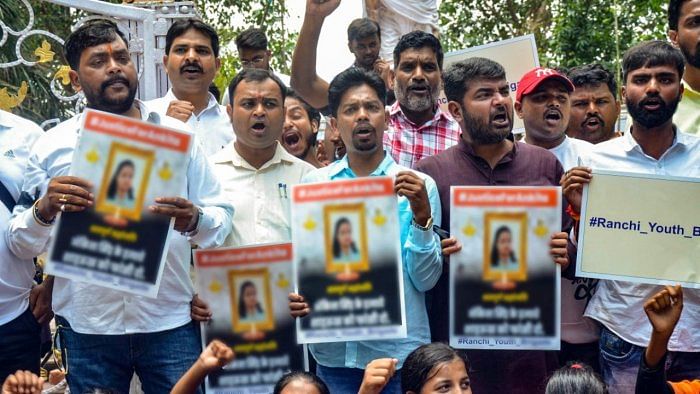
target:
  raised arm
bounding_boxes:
[290,0,341,109]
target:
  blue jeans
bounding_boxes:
[56,316,202,394]
[0,307,41,381]
[316,364,402,393]
[599,326,700,394]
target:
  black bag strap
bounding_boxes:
[0,180,16,212]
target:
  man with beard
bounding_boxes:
[288,68,442,392]
[669,0,700,134]
[280,89,324,168]
[148,19,232,156]
[562,40,700,394]
[415,57,571,394]
[211,69,314,247]
[290,0,391,110]
[565,64,622,144]
[5,20,233,392]
[515,67,600,371]
[384,30,461,169]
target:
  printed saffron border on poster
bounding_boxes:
[291,176,407,344]
[194,243,306,394]
[577,169,700,288]
[45,109,192,298]
[449,186,561,350]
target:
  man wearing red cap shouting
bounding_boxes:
[515,67,600,371]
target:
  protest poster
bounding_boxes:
[450,186,561,350]
[291,176,406,344]
[194,243,305,393]
[577,170,700,288]
[45,109,191,297]
[440,35,540,134]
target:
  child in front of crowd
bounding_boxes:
[636,285,700,394]
[358,342,471,394]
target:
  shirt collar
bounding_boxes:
[215,141,296,170]
[389,101,451,124]
[329,151,395,178]
[622,125,690,154]
[457,133,517,157]
[165,89,222,115]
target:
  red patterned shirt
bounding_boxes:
[383,102,462,169]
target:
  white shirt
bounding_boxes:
[210,142,314,246]
[0,110,43,325]
[146,90,233,157]
[581,128,700,351]
[546,136,600,344]
[6,101,234,335]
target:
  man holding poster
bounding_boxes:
[562,41,700,393]
[6,20,233,393]
[288,68,442,393]
[415,57,570,393]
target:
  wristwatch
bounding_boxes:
[181,206,203,237]
[412,216,433,231]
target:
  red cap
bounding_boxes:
[515,67,575,103]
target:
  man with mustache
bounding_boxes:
[290,0,389,110]
[415,58,572,393]
[211,69,314,247]
[288,68,442,392]
[515,67,600,371]
[562,40,700,394]
[5,20,233,392]
[565,64,622,144]
[147,19,232,156]
[384,30,461,169]
[280,89,324,168]
[669,0,700,134]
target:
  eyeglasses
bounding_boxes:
[241,56,266,67]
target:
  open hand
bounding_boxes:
[560,166,592,214]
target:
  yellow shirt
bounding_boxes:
[211,142,314,247]
[674,80,700,135]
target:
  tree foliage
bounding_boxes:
[439,0,668,81]
[0,0,74,124]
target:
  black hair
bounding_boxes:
[565,63,618,99]
[443,57,506,104]
[393,30,444,70]
[490,226,516,267]
[208,83,221,101]
[545,362,608,394]
[64,19,128,70]
[286,88,321,126]
[347,18,381,42]
[622,40,685,83]
[668,0,690,31]
[165,18,219,57]
[106,160,134,200]
[235,27,268,51]
[228,68,287,104]
[327,67,386,117]
[273,371,330,394]
[402,343,470,393]
[238,281,263,319]
[332,217,358,259]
